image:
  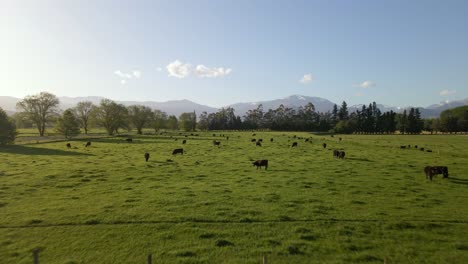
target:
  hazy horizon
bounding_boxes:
[1,0,467,108]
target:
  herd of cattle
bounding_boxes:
[64,133,449,181]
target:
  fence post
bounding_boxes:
[147,254,152,264]
[263,255,267,264]
[33,249,39,264]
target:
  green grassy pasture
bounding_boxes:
[0,132,467,263]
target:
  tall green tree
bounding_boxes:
[179,112,197,131]
[55,109,81,139]
[0,107,17,145]
[338,101,349,120]
[73,101,95,134]
[16,92,60,136]
[94,99,128,135]
[166,115,178,130]
[127,105,153,134]
[152,109,168,132]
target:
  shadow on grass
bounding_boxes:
[346,157,374,162]
[449,177,468,185]
[0,145,94,156]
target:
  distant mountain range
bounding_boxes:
[1,95,467,118]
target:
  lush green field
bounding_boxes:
[1,131,467,263]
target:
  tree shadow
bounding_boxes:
[0,145,94,156]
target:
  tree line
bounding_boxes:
[1,91,467,145]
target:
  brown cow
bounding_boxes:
[424,166,449,181]
[144,152,150,162]
[253,160,268,170]
[172,148,184,155]
[85,141,91,147]
[66,143,71,149]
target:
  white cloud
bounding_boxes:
[166,60,232,78]
[353,80,376,88]
[114,70,133,79]
[194,65,232,78]
[166,60,192,78]
[132,70,141,78]
[439,89,457,96]
[299,73,313,84]
[120,79,127,85]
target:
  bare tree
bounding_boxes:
[73,101,95,134]
[16,92,60,136]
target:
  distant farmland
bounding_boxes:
[1,131,467,263]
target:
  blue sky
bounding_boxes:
[1,0,467,108]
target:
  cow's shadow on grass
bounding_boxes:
[346,157,374,162]
[449,177,468,185]
[0,145,93,156]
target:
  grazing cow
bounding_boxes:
[339,137,342,141]
[333,150,345,159]
[144,152,150,162]
[172,148,184,155]
[251,138,256,142]
[226,136,229,140]
[258,139,263,142]
[252,133,256,136]
[408,144,411,148]
[85,141,91,147]
[424,166,449,180]
[213,140,221,147]
[256,141,262,147]
[426,149,433,152]
[253,159,268,170]
[213,134,216,137]
[323,143,327,149]
[126,138,133,142]
[400,145,407,149]
[305,138,309,142]
[292,142,298,147]
[330,135,334,138]
[293,135,297,138]
[420,148,425,151]
[185,135,188,138]
[182,139,187,144]
[338,151,345,159]
[415,145,418,149]
[270,138,274,142]
[66,143,71,149]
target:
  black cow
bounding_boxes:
[305,138,309,142]
[126,138,133,142]
[85,141,91,147]
[400,145,407,149]
[256,141,262,147]
[172,148,184,155]
[182,139,187,144]
[213,140,221,147]
[251,138,256,142]
[258,139,263,142]
[252,133,256,136]
[424,166,449,181]
[426,149,433,153]
[253,160,268,170]
[323,143,327,149]
[339,137,342,141]
[338,151,345,159]
[66,143,71,149]
[292,142,298,147]
[270,138,274,142]
[414,145,418,149]
[226,136,229,140]
[144,152,150,162]
[420,148,425,151]
[333,150,339,157]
